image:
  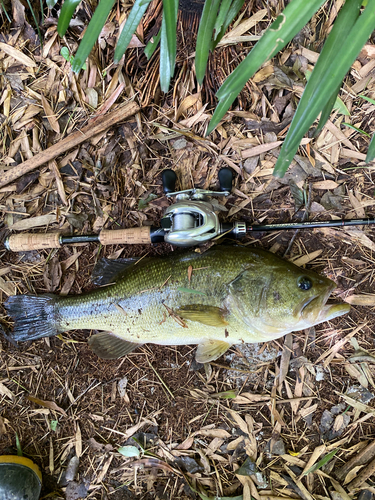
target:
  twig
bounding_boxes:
[0,101,140,188]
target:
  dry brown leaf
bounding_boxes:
[298,46,319,63]
[60,272,76,296]
[341,149,366,160]
[227,436,244,451]
[330,478,354,500]
[206,437,224,455]
[333,414,345,433]
[95,455,113,484]
[292,250,323,267]
[278,333,292,389]
[324,119,357,150]
[175,436,194,450]
[284,465,314,500]
[340,394,375,414]
[269,470,289,486]
[241,138,310,159]
[0,382,15,400]
[360,44,375,58]
[298,403,318,419]
[41,94,60,134]
[103,418,155,440]
[60,252,83,272]
[233,393,270,404]
[49,160,67,205]
[345,364,368,388]
[179,106,209,128]
[0,416,7,436]
[0,276,16,296]
[281,454,306,467]
[344,229,375,252]
[195,428,231,439]
[42,31,59,59]
[253,65,275,83]
[222,9,267,39]
[9,214,58,231]
[175,93,201,121]
[315,323,367,367]
[344,465,363,484]
[27,395,68,416]
[312,180,339,190]
[348,190,366,218]
[292,367,304,414]
[49,437,54,474]
[0,42,36,67]
[345,294,375,306]
[75,423,82,458]
[227,409,248,435]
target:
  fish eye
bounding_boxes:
[298,276,313,291]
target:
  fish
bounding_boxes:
[4,246,350,364]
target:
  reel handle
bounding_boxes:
[218,168,233,192]
[162,169,177,194]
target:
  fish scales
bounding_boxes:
[4,246,350,363]
[57,248,246,344]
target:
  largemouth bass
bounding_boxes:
[4,246,349,363]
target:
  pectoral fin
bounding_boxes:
[196,339,232,363]
[88,332,142,359]
[175,305,228,327]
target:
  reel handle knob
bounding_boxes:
[218,168,233,193]
[162,169,177,194]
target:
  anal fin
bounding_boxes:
[88,332,142,359]
[175,305,228,327]
[195,339,231,363]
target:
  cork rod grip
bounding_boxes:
[6,232,61,252]
[99,227,152,245]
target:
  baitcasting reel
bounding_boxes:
[160,168,246,247]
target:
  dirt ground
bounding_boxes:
[1,1,375,499]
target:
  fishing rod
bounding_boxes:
[4,168,375,252]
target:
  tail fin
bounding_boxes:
[4,294,59,342]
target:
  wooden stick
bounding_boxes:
[0,101,140,189]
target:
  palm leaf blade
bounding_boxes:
[273,0,374,177]
[195,0,221,84]
[58,0,82,37]
[206,0,326,135]
[72,0,116,72]
[160,0,178,91]
[366,134,375,162]
[114,0,152,63]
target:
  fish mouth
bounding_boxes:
[299,282,335,321]
[316,302,351,323]
[300,294,322,321]
[300,287,350,324]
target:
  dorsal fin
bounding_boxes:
[91,258,139,286]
